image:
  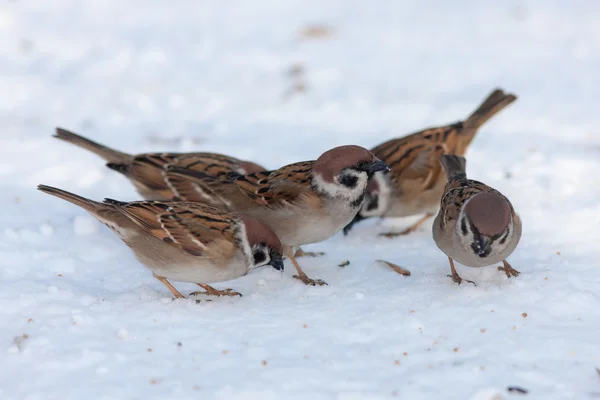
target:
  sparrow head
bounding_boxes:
[239,215,284,271]
[458,192,514,258]
[311,145,389,204]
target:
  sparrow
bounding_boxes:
[343,88,517,237]
[37,185,284,298]
[165,145,389,286]
[53,128,266,203]
[52,128,322,259]
[432,155,522,285]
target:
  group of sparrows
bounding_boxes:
[38,88,522,299]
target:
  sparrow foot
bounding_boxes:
[153,274,186,299]
[378,213,434,238]
[189,289,242,297]
[286,250,328,286]
[294,248,325,258]
[498,260,520,278]
[293,274,328,286]
[191,284,242,297]
[447,273,476,286]
[446,257,476,286]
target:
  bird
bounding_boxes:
[432,155,522,285]
[164,145,389,286]
[53,128,266,203]
[37,185,284,299]
[343,88,517,238]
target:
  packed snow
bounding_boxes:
[1,0,600,399]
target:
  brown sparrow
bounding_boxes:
[343,88,517,237]
[37,185,284,298]
[432,155,522,285]
[165,145,389,286]
[53,128,266,203]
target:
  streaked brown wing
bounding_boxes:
[104,200,237,257]
[440,179,497,225]
[231,161,314,207]
[165,161,315,211]
[126,152,256,200]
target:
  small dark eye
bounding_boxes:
[356,161,369,170]
[260,241,266,247]
[253,251,266,265]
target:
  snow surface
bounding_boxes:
[1,0,600,399]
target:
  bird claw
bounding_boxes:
[293,248,325,258]
[293,275,328,286]
[189,289,243,297]
[378,214,433,238]
[447,274,476,286]
[498,265,520,278]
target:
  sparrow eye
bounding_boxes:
[355,161,369,170]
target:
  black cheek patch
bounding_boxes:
[253,251,266,265]
[461,218,468,235]
[339,174,358,188]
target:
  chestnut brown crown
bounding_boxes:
[463,192,512,237]
[312,145,385,182]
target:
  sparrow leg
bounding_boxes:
[379,213,434,238]
[446,257,476,286]
[284,247,327,286]
[153,274,186,299]
[294,246,325,258]
[190,283,242,297]
[498,260,520,278]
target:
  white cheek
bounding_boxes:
[237,221,254,266]
[455,214,475,246]
[312,171,368,200]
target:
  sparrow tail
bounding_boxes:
[458,89,517,149]
[439,155,467,181]
[37,184,102,212]
[54,127,132,164]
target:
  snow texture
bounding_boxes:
[1,0,600,399]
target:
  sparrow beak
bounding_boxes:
[268,256,284,271]
[476,235,491,257]
[367,159,389,175]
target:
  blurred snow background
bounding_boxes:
[1,0,599,399]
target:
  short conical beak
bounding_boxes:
[477,236,491,257]
[268,256,284,271]
[367,159,389,175]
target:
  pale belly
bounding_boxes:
[99,222,251,283]
[143,258,250,283]
[248,200,360,246]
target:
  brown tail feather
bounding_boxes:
[462,88,517,131]
[439,155,467,181]
[54,128,132,164]
[37,185,102,212]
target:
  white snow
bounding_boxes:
[1,0,600,399]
